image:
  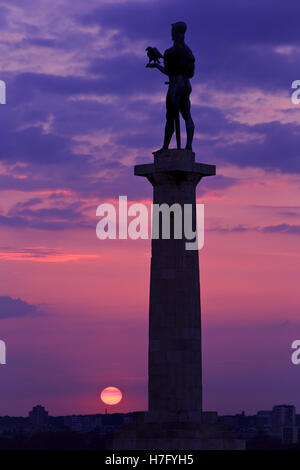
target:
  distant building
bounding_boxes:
[272,405,295,432]
[101,413,125,436]
[272,405,298,445]
[256,410,272,431]
[282,426,299,446]
[0,416,28,435]
[29,405,49,430]
[62,412,127,436]
[63,414,102,434]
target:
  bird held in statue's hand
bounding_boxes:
[145,47,163,66]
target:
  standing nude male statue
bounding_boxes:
[146,22,195,151]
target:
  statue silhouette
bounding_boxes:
[146,22,195,151]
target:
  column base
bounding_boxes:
[105,412,245,450]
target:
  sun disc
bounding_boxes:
[100,386,122,405]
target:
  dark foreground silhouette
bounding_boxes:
[0,431,299,450]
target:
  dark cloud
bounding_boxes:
[211,223,300,235]
[261,223,300,234]
[0,125,71,165]
[0,296,40,319]
[279,211,300,218]
[210,224,252,233]
[88,54,162,95]
[213,121,300,173]
[78,0,300,91]
[0,6,8,29]
[197,175,239,197]
[12,72,101,97]
[193,106,244,135]
[24,37,61,48]
[79,0,300,47]
[12,198,42,210]
[1,200,94,231]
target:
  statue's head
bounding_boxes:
[171,22,187,42]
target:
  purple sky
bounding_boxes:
[0,0,300,417]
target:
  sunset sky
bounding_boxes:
[0,0,300,417]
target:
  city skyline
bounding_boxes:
[2,403,300,449]
[1,402,299,419]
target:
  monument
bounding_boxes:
[108,22,245,450]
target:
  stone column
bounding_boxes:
[135,149,215,423]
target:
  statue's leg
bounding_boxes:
[185,114,195,150]
[180,89,194,151]
[163,88,175,149]
[175,111,181,149]
[163,119,175,150]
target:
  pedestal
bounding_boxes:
[109,149,244,450]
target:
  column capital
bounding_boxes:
[134,149,216,182]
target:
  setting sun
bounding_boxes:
[100,386,123,406]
